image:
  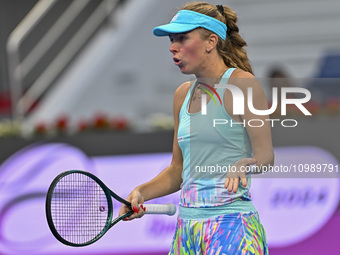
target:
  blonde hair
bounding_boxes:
[181,2,253,74]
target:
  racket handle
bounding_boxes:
[138,203,176,216]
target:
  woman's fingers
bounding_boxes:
[224,157,255,192]
[229,178,239,193]
[119,204,132,220]
[225,178,237,193]
[119,190,145,221]
[241,176,247,187]
[128,196,145,220]
[224,177,230,189]
[225,176,247,193]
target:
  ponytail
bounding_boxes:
[181,2,254,74]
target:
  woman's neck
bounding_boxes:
[195,65,229,85]
[195,57,228,79]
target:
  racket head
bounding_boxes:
[46,170,115,246]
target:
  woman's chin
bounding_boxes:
[178,67,193,75]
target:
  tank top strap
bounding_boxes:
[216,68,236,98]
[222,67,236,80]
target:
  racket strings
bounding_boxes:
[50,173,110,244]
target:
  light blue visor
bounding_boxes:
[153,10,227,40]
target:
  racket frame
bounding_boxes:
[46,170,133,247]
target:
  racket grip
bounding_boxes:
[138,203,176,216]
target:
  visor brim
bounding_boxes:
[153,23,199,37]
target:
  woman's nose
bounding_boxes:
[169,43,178,54]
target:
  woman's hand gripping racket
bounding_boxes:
[45,170,176,247]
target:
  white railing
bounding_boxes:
[6,0,120,119]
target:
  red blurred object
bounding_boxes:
[55,116,68,132]
[304,100,321,115]
[112,117,128,130]
[77,119,88,132]
[0,92,11,115]
[35,122,47,134]
[93,114,109,129]
[325,97,340,115]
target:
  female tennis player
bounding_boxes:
[120,2,274,254]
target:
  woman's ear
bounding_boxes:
[206,33,219,52]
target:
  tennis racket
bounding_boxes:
[45,170,176,247]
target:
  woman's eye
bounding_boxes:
[169,34,186,43]
[179,35,185,41]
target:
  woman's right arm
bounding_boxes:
[119,81,190,220]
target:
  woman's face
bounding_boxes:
[169,30,209,75]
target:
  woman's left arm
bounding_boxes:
[242,72,274,170]
[225,70,274,192]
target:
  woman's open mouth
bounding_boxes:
[173,57,181,66]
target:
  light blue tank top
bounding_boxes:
[177,68,256,216]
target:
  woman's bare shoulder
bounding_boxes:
[229,69,261,91]
[174,81,192,100]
